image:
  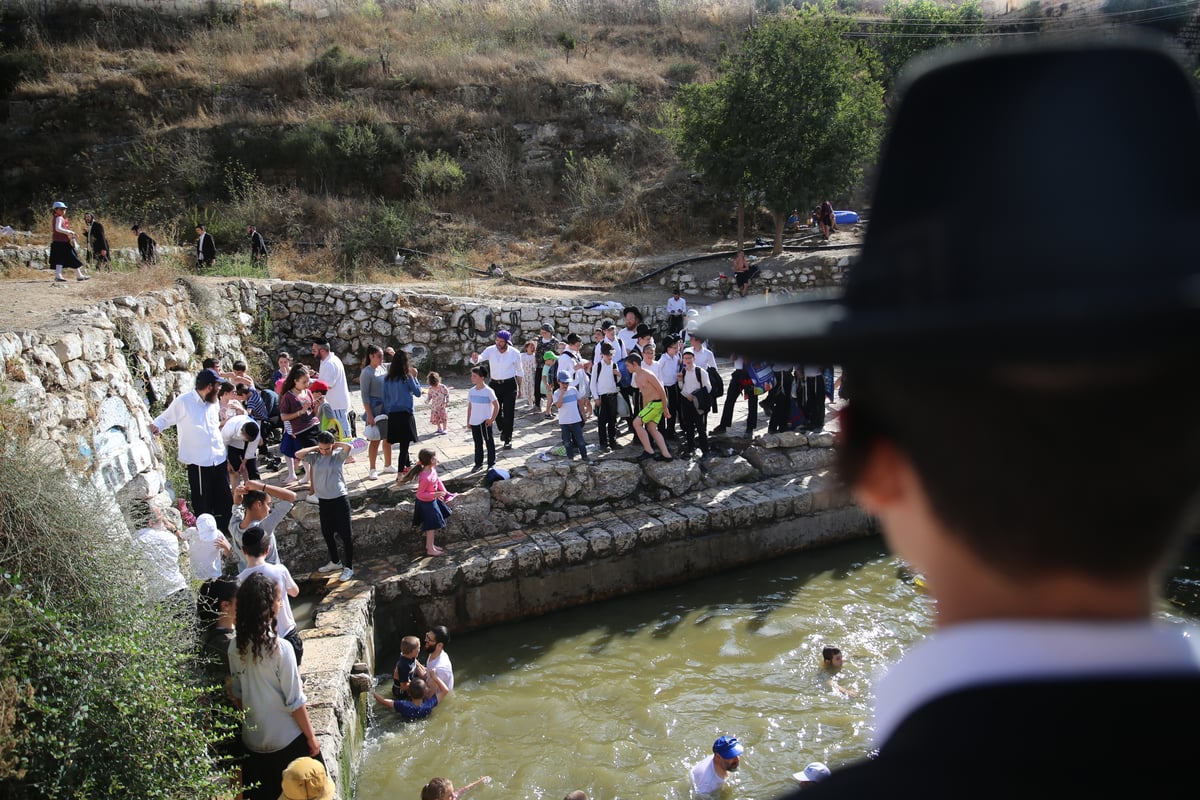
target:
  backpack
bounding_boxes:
[616,358,633,388]
[748,362,775,395]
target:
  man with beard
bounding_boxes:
[150,370,235,534]
[472,330,522,450]
[690,735,743,794]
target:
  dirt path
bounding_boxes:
[0,233,862,333]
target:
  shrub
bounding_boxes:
[0,407,235,797]
[407,150,467,200]
[664,60,699,84]
[338,198,416,281]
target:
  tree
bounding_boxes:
[873,0,984,91]
[669,8,884,253]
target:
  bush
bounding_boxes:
[338,198,416,281]
[0,408,235,798]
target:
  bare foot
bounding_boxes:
[426,546,446,556]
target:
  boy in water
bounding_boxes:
[392,635,426,700]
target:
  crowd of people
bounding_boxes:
[44,210,273,281]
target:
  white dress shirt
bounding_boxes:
[689,344,717,372]
[319,352,352,411]
[152,390,226,466]
[476,344,523,380]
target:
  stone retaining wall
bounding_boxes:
[0,279,870,800]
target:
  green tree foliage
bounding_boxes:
[669,8,884,252]
[407,150,467,201]
[338,198,416,281]
[874,0,984,90]
[0,410,235,798]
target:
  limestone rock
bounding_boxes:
[642,458,702,495]
[702,455,757,486]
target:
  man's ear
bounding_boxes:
[851,440,913,516]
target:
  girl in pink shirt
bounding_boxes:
[400,448,454,556]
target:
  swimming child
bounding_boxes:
[391,634,426,699]
[399,448,454,556]
[427,372,450,435]
[421,776,492,800]
[821,645,858,697]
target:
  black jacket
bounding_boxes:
[787,676,1200,799]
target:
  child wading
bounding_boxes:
[399,448,455,556]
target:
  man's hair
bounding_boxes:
[202,357,219,370]
[400,635,421,657]
[277,351,290,361]
[407,678,427,701]
[240,421,260,441]
[838,364,1200,580]
[421,777,454,800]
[429,625,450,646]
[565,333,582,345]
[822,646,841,662]
[600,342,613,355]
[626,352,643,365]
[232,360,247,372]
[242,489,267,509]
[317,430,336,445]
[241,526,268,557]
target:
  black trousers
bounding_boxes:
[241,733,321,800]
[596,393,619,447]
[491,377,518,443]
[187,462,234,537]
[471,422,496,469]
[317,494,353,569]
[718,369,757,432]
[801,375,825,430]
[679,397,709,454]
[663,383,680,435]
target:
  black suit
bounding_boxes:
[787,677,1200,799]
[85,219,110,268]
[196,231,216,267]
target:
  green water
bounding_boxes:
[355,537,1200,800]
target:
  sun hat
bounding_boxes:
[51,201,67,210]
[496,330,512,342]
[195,513,218,539]
[793,762,831,783]
[279,756,335,800]
[713,735,744,759]
[696,37,1200,366]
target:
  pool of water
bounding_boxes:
[355,537,1200,800]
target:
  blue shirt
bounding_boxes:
[390,694,439,721]
[381,376,421,414]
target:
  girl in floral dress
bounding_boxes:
[520,340,538,409]
[427,372,450,435]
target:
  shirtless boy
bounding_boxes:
[626,352,672,462]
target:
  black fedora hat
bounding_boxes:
[697,37,1200,365]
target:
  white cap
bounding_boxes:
[195,513,218,539]
[52,201,67,210]
[793,762,831,783]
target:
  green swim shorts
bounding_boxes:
[638,400,664,426]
